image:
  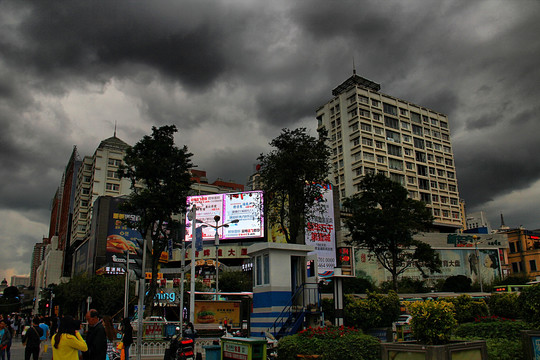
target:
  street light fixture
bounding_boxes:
[196,215,239,300]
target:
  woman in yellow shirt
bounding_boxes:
[52,316,88,360]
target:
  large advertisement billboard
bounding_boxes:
[185,191,264,242]
[305,184,336,278]
[106,197,143,267]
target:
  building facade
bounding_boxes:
[316,74,462,233]
[30,238,50,288]
[503,228,540,279]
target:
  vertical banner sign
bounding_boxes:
[195,227,203,252]
[305,184,336,277]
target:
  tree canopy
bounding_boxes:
[118,125,193,311]
[257,128,331,244]
[343,173,441,291]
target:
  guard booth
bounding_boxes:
[248,242,319,338]
[221,337,267,360]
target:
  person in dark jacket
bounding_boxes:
[120,317,133,360]
[0,319,12,360]
[21,317,43,360]
[83,310,107,360]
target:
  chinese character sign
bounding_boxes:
[305,184,336,277]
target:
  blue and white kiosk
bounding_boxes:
[248,242,320,338]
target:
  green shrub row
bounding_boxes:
[277,326,380,360]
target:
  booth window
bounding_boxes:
[255,254,270,286]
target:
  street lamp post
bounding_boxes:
[198,216,240,301]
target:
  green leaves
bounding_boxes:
[258,128,331,244]
[119,125,194,312]
[343,173,439,290]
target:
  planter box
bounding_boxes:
[381,340,487,360]
[521,330,540,360]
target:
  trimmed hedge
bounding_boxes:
[276,326,380,360]
[454,318,529,341]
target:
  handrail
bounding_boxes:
[270,283,320,337]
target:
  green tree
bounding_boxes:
[54,274,128,318]
[343,173,441,291]
[257,128,331,244]
[0,286,21,314]
[218,270,252,292]
[118,125,193,312]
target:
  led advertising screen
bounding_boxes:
[185,191,264,241]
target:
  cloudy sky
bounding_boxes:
[1,0,539,282]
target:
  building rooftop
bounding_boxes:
[332,74,381,96]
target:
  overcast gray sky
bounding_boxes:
[1,0,539,282]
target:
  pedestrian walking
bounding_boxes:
[38,317,50,359]
[102,315,118,359]
[0,319,12,360]
[22,316,43,360]
[51,316,88,360]
[119,318,133,360]
[82,309,107,360]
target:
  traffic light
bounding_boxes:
[132,236,146,279]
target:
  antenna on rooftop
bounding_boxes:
[352,56,357,75]
[114,121,117,138]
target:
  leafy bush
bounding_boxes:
[484,338,524,360]
[276,326,380,360]
[488,292,520,319]
[407,300,457,345]
[344,291,400,330]
[518,284,540,328]
[447,294,488,323]
[454,317,529,341]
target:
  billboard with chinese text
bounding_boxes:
[305,184,336,277]
[185,191,264,242]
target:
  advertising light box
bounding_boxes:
[186,191,264,241]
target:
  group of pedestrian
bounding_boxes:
[15,310,133,360]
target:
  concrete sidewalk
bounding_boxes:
[10,336,53,360]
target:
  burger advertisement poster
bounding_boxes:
[194,300,241,326]
[106,197,143,266]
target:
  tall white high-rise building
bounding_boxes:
[70,136,132,251]
[316,73,462,232]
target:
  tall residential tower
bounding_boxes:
[316,74,462,232]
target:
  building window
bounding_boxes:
[108,158,122,167]
[383,103,397,116]
[363,152,375,162]
[448,184,457,192]
[432,194,439,202]
[390,173,405,185]
[403,135,411,143]
[348,109,358,118]
[411,112,421,123]
[358,95,369,104]
[371,99,380,107]
[413,138,425,149]
[412,125,423,136]
[445,158,453,166]
[509,242,516,253]
[83,176,92,183]
[374,126,384,135]
[512,262,521,273]
[442,210,449,217]
[420,192,431,203]
[439,182,447,190]
[350,123,359,132]
[430,118,438,126]
[107,170,119,179]
[387,144,402,157]
[255,254,270,286]
[359,109,370,118]
[389,158,403,171]
[433,208,441,216]
[362,137,373,146]
[530,260,537,272]
[375,141,384,149]
[82,187,90,195]
[407,176,416,184]
[373,113,381,121]
[385,116,400,130]
[437,169,445,177]
[416,151,427,163]
[377,155,386,164]
[361,123,372,132]
[447,171,455,179]
[400,108,408,116]
[106,183,120,191]
[352,137,360,147]
[406,162,415,170]
[404,148,413,156]
[347,94,356,104]
[419,178,430,190]
[386,130,401,143]
[417,165,428,176]
[401,121,410,130]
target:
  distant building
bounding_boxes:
[502,228,540,279]
[190,169,244,195]
[465,211,492,234]
[10,275,30,287]
[30,238,50,288]
[316,73,462,233]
